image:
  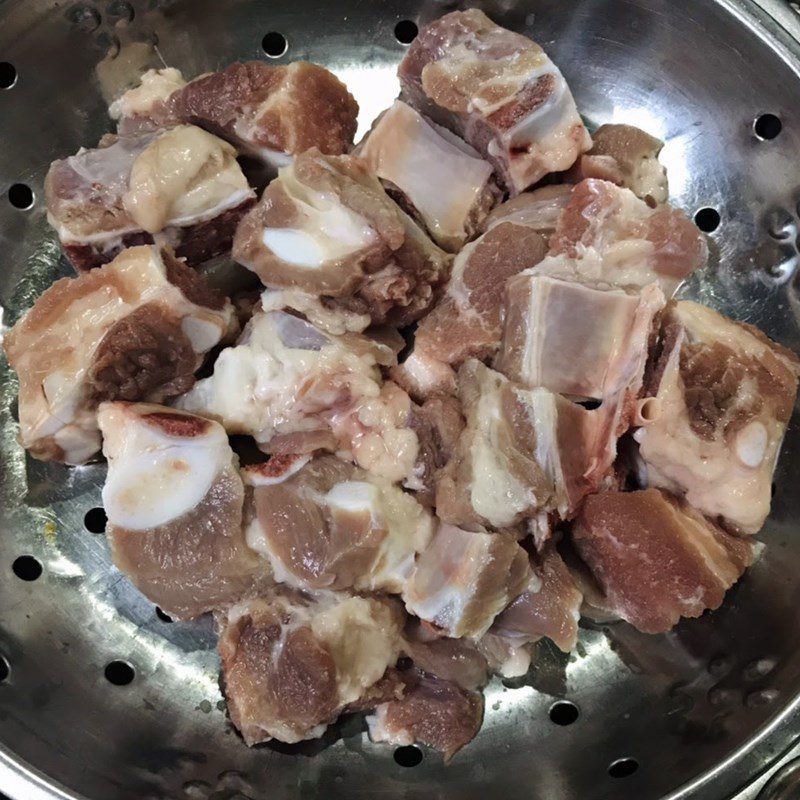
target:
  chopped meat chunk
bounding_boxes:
[634,301,800,533]
[567,124,668,206]
[232,148,451,326]
[435,360,598,529]
[242,454,433,594]
[358,100,499,251]
[498,275,665,402]
[492,544,583,652]
[540,178,707,296]
[398,9,591,194]
[98,403,260,619]
[45,125,255,271]
[482,184,572,241]
[176,310,419,482]
[113,61,358,170]
[404,523,531,638]
[219,592,403,744]
[260,288,371,335]
[571,488,758,633]
[4,246,235,464]
[413,217,548,368]
[367,672,484,759]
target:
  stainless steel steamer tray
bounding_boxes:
[1,1,800,799]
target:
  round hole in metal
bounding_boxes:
[12,555,42,581]
[155,607,173,623]
[262,31,288,58]
[549,700,580,726]
[394,19,418,44]
[84,507,107,534]
[394,745,423,767]
[608,757,639,778]
[754,113,782,141]
[0,654,9,683]
[104,660,135,686]
[694,207,720,233]
[7,183,34,210]
[0,61,16,89]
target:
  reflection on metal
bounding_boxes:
[0,0,800,799]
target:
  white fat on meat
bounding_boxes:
[358,100,497,251]
[539,178,707,296]
[97,402,260,619]
[403,523,531,638]
[482,184,572,240]
[571,488,758,633]
[3,245,236,464]
[260,288,372,334]
[233,148,451,327]
[109,67,187,121]
[242,454,433,594]
[435,360,599,529]
[634,301,799,534]
[219,592,402,745]
[177,310,418,482]
[398,9,591,194]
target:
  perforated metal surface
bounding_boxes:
[1,2,800,799]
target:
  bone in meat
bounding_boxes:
[435,360,598,529]
[571,488,758,634]
[112,61,359,170]
[539,178,707,296]
[358,100,499,251]
[4,246,236,464]
[45,125,256,271]
[404,523,531,638]
[98,403,261,619]
[398,9,591,194]
[232,148,451,327]
[219,592,403,744]
[175,310,419,483]
[242,454,433,594]
[634,301,800,534]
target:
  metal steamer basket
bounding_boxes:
[1,1,800,798]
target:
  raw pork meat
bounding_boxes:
[219,592,403,744]
[481,184,572,240]
[232,148,451,326]
[112,61,359,170]
[404,523,530,638]
[399,9,591,194]
[634,301,800,533]
[98,403,260,619]
[4,246,236,463]
[242,454,433,594]
[571,488,758,633]
[176,310,419,482]
[358,100,499,251]
[45,125,255,271]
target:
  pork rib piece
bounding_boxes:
[358,100,499,251]
[45,125,256,271]
[219,592,403,745]
[98,403,260,619]
[242,454,433,594]
[4,246,236,464]
[540,178,707,296]
[399,9,590,195]
[176,310,419,482]
[111,62,359,170]
[567,124,668,206]
[367,671,484,759]
[634,301,800,534]
[404,523,530,638]
[498,274,665,402]
[481,184,572,241]
[232,148,451,327]
[492,543,583,653]
[413,215,548,369]
[435,360,598,530]
[571,488,758,634]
